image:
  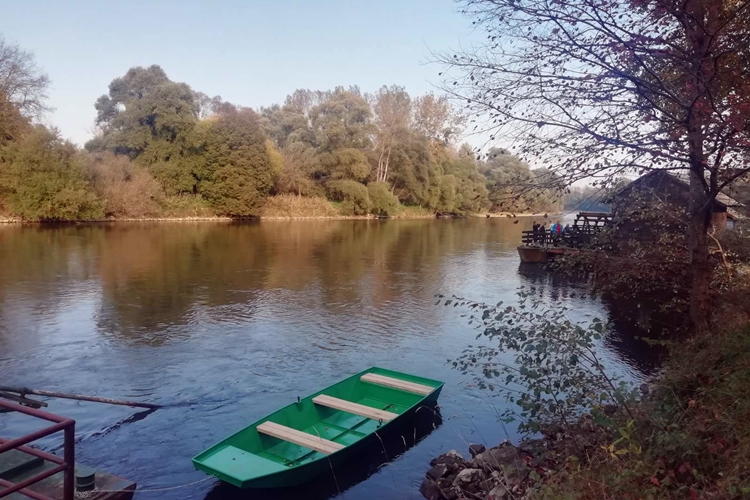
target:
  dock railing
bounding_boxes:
[521,212,613,248]
[0,399,75,500]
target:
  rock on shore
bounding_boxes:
[420,441,549,500]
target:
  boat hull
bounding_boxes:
[192,367,444,489]
[236,389,441,488]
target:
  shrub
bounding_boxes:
[443,288,636,434]
[717,222,750,262]
[1,126,103,221]
[261,194,340,218]
[326,180,371,216]
[90,152,164,218]
[396,204,434,218]
[367,181,400,216]
[161,194,215,218]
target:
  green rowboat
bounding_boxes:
[192,367,443,489]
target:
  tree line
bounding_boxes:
[0,37,562,221]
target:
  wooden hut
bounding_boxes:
[611,170,743,231]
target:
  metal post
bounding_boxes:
[63,422,75,500]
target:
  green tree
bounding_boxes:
[441,145,489,213]
[199,108,274,216]
[389,133,441,209]
[368,181,400,216]
[481,148,537,212]
[1,126,102,220]
[437,174,457,213]
[326,179,371,215]
[260,89,330,149]
[320,148,371,182]
[479,148,563,213]
[87,65,202,195]
[310,88,373,151]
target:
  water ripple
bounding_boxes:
[0,219,655,500]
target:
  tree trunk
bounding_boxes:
[383,146,391,183]
[377,144,385,182]
[687,168,712,334]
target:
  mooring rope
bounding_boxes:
[74,476,213,498]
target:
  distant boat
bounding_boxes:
[192,367,444,489]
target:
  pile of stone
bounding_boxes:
[419,441,546,500]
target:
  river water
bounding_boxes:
[0,219,654,499]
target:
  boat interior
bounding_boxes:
[193,369,440,483]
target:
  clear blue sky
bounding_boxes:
[3,0,478,146]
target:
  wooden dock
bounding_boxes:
[0,399,136,500]
[518,212,612,263]
[517,246,566,263]
[0,448,135,500]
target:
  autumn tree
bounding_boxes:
[0,92,31,146]
[442,0,750,331]
[275,142,320,196]
[371,85,412,183]
[90,152,163,218]
[412,93,464,146]
[0,36,50,119]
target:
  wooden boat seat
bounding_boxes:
[360,373,433,395]
[257,421,344,455]
[312,394,398,422]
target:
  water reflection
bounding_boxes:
[0,219,654,500]
[0,220,532,348]
[517,262,664,375]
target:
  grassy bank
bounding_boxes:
[0,195,445,222]
[262,195,440,219]
[422,325,750,500]
[528,326,750,499]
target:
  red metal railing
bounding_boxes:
[0,399,75,500]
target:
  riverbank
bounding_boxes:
[421,325,750,499]
[472,212,561,218]
[0,214,441,224]
[0,212,554,224]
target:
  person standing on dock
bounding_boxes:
[550,222,561,245]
